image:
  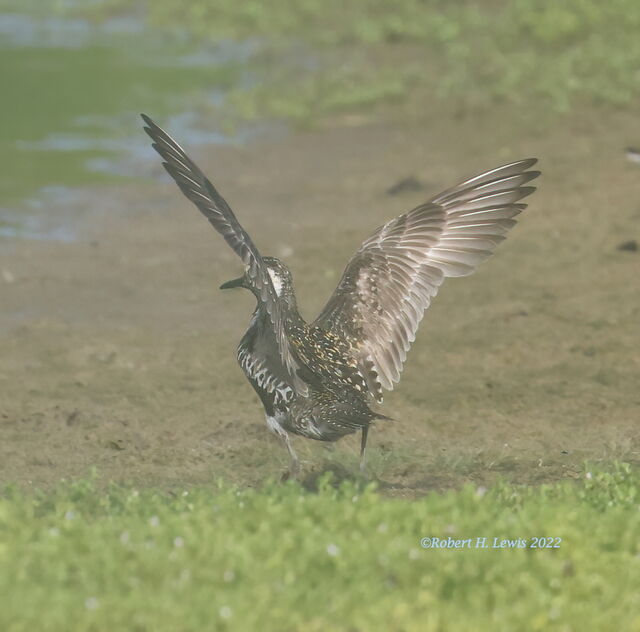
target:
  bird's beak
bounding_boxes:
[219,276,245,290]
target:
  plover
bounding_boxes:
[142,114,539,477]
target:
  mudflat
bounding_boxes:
[2,106,638,495]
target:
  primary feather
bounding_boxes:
[141,114,308,396]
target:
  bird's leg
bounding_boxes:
[360,425,369,473]
[281,429,300,480]
[266,415,300,480]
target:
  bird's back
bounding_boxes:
[237,304,380,439]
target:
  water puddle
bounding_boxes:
[0,10,282,241]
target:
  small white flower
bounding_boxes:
[326,543,340,557]
[223,570,235,582]
[64,510,75,521]
[219,606,233,620]
[149,515,160,527]
[173,537,184,548]
[119,531,130,545]
[85,597,99,610]
[48,527,60,537]
[585,472,593,480]
[377,523,388,533]
[475,486,487,498]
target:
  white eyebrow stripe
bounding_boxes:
[267,268,283,296]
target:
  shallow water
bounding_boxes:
[0,10,273,239]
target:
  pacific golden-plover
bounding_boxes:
[142,114,539,477]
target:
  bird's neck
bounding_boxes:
[253,296,305,329]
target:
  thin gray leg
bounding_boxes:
[266,415,300,479]
[282,429,300,478]
[360,425,369,473]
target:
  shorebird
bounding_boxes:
[142,114,539,478]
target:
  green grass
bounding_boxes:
[53,0,640,124]
[1,463,638,631]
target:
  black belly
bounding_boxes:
[236,327,382,442]
[237,344,294,417]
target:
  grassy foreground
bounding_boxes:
[1,464,638,631]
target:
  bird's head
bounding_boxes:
[220,256,295,303]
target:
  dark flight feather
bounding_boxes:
[141,114,308,396]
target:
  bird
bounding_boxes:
[142,113,539,478]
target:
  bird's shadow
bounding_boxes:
[293,458,455,498]
[296,460,439,495]
[298,461,368,492]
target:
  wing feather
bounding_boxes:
[142,114,308,396]
[314,159,539,401]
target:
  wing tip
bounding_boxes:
[518,185,537,198]
[140,113,153,130]
[140,112,156,128]
[505,157,538,172]
[526,170,542,182]
[519,157,538,169]
[141,113,159,142]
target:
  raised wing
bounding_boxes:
[314,159,540,402]
[141,114,308,396]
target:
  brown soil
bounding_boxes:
[1,105,639,496]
